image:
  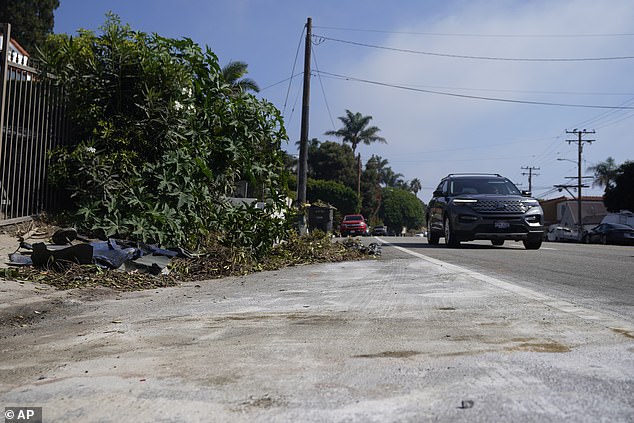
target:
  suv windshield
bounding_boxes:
[449,178,521,196]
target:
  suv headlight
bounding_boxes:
[522,200,540,208]
[451,198,478,205]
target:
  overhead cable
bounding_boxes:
[317,70,634,110]
[313,26,634,39]
[282,26,306,116]
[313,34,634,62]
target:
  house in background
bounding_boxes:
[0,34,29,66]
[540,196,608,240]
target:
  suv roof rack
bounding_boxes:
[445,173,502,177]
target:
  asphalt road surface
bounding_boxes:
[380,237,634,322]
[1,238,633,422]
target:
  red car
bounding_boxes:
[339,214,369,237]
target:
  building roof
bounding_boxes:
[0,35,30,66]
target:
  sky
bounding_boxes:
[52,0,634,202]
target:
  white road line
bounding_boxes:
[384,241,634,336]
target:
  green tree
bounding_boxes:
[409,178,422,195]
[360,156,382,222]
[221,60,260,94]
[603,161,634,212]
[0,0,59,54]
[38,15,288,255]
[306,178,357,216]
[379,187,425,233]
[325,110,386,158]
[380,167,404,187]
[587,157,618,189]
[308,141,356,189]
[325,110,386,205]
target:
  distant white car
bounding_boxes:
[547,225,578,242]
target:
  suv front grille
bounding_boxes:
[471,200,526,213]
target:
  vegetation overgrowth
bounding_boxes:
[38,14,290,258]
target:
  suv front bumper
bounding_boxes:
[451,212,544,242]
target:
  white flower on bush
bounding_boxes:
[85,146,96,154]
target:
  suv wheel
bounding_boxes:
[427,220,439,245]
[523,238,542,250]
[444,216,460,247]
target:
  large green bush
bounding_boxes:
[379,187,425,232]
[38,15,290,254]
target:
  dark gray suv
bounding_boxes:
[426,174,544,249]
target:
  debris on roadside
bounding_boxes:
[1,227,378,291]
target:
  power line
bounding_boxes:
[313,34,634,62]
[312,26,634,39]
[260,72,303,91]
[282,25,306,116]
[317,70,634,110]
[310,45,336,131]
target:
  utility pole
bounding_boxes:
[521,166,540,193]
[297,17,312,234]
[565,129,595,238]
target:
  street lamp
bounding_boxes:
[556,158,575,164]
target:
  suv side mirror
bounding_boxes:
[433,190,444,197]
[521,190,532,197]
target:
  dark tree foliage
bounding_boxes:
[379,187,425,233]
[603,161,634,212]
[306,178,357,217]
[308,141,356,190]
[0,0,59,54]
[360,156,381,222]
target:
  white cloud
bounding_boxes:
[312,0,634,199]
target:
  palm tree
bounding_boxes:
[409,178,422,194]
[324,110,386,157]
[380,167,404,188]
[221,60,260,94]
[369,155,390,173]
[587,157,618,189]
[325,110,386,204]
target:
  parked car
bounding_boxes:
[339,214,369,237]
[372,225,388,236]
[582,223,634,245]
[547,225,579,242]
[426,173,544,249]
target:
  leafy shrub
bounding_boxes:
[38,15,289,256]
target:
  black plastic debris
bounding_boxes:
[51,227,78,245]
[31,242,94,269]
[7,231,191,276]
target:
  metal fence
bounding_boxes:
[1,23,69,225]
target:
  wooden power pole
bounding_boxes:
[297,17,312,233]
[566,129,595,237]
[521,166,540,193]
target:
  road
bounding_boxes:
[380,237,634,322]
[1,238,633,422]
